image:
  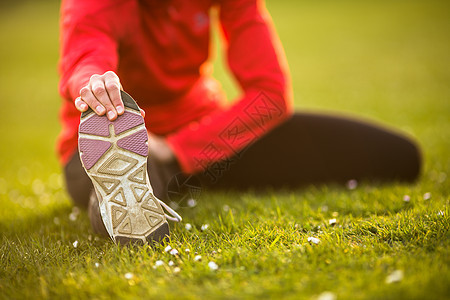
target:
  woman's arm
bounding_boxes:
[59,0,124,120]
[166,0,293,174]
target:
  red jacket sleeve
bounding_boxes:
[167,0,293,174]
[58,0,121,102]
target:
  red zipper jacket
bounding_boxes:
[58,0,293,174]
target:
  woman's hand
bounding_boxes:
[75,71,124,121]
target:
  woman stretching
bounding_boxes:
[58,0,421,244]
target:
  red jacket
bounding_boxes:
[58,0,292,174]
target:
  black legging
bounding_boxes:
[64,112,421,207]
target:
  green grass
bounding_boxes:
[0,0,449,299]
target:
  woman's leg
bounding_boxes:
[64,112,422,205]
[63,153,93,208]
[200,112,421,189]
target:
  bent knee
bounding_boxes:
[390,135,422,182]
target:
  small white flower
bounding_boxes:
[164,245,172,252]
[173,267,181,273]
[185,223,192,231]
[69,207,80,221]
[194,255,202,261]
[423,192,431,200]
[95,263,100,268]
[154,260,164,268]
[169,248,179,255]
[317,291,336,300]
[222,205,230,212]
[168,261,174,266]
[72,240,78,248]
[307,237,320,244]
[403,195,411,202]
[201,224,209,231]
[328,218,337,226]
[185,248,190,253]
[124,272,134,280]
[437,211,444,216]
[385,270,404,284]
[53,217,60,225]
[346,179,358,190]
[69,213,77,221]
[187,198,197,207]
[208,261,219,271]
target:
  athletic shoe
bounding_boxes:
[78,91,181,244]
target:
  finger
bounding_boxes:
[74,97,89,112]
[103,71,124,115]
[80,86,106,115]
[90,74,117,120]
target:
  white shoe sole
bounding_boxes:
[78,91,169,244]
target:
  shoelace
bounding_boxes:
[158,199,182,222]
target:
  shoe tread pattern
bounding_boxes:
[78,91,168,244]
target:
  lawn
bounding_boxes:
[0,0,449,299]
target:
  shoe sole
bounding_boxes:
[78,91,169,244]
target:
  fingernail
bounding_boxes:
[116,106,124,114]
[96,106,105,114]
[107,111,115,120]
[81,103,87,110]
